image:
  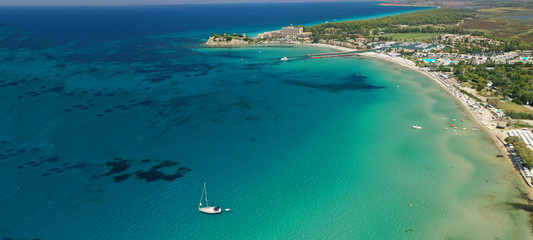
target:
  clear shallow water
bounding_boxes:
[0,3,531,240]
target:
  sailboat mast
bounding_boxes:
[199,183,205,207]
[204,182,209,207]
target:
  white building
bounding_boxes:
[257,26,312,39]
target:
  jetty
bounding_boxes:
[307,49,376,59]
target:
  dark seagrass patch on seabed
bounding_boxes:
[0,26,54,50]
[18,154,191,182]
[10,150,89,177]
[102,158,191,183]
[135,160,191,182]
[64,37,201,65]
[104,158,130,176]
[95,99,153,117]
[0,143,42,161]
[281,73,383,92]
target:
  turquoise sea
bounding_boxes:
[0,3,531,239]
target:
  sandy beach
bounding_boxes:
[359,51,533,196]
[310,44,533,197]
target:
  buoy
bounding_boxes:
[450,124,454,127]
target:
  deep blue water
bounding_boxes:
[5,3,529,240]
[0,3,428,46]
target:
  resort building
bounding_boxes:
[257,26,312,39]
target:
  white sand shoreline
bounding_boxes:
[305,43,354,52]
[308,43,533,196]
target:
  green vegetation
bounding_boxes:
[210,33,253,42]
[454,61,533,119]
[488,98,533,120]
[454,62,533,102]
[478,7,526,13]
[498,102,533,116]
[306,8,475,42]
[374,33,441,42]
[512,123,533,129]
[500,101,529,113]
[460,2,533,44]
[505,136,533,167]
[457,88,483,102]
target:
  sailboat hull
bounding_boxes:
[199,206,222,214]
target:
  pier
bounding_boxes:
[307,49,374,59]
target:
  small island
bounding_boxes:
[206,33,254,46]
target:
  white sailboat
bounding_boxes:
[198,183,221,214]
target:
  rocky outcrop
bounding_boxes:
[205,35,251,46]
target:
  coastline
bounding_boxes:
[8,3,533,239]
[310,43,533,197]
[364,52,533,197]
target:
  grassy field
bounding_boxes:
[478,7,527,13]
[512,123,533,129]
[460,5,533,43]
[373,33,442,42]
[498,101,533,115]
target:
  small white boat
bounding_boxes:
[280,57,288,61]
[225,208,231,212]
[198,183,221,214]
[412,125,422,130]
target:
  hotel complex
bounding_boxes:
[257,26,312,39]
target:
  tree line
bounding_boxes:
[505,136,533,167]
[305,8,475,40]
[454,61,533,105]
